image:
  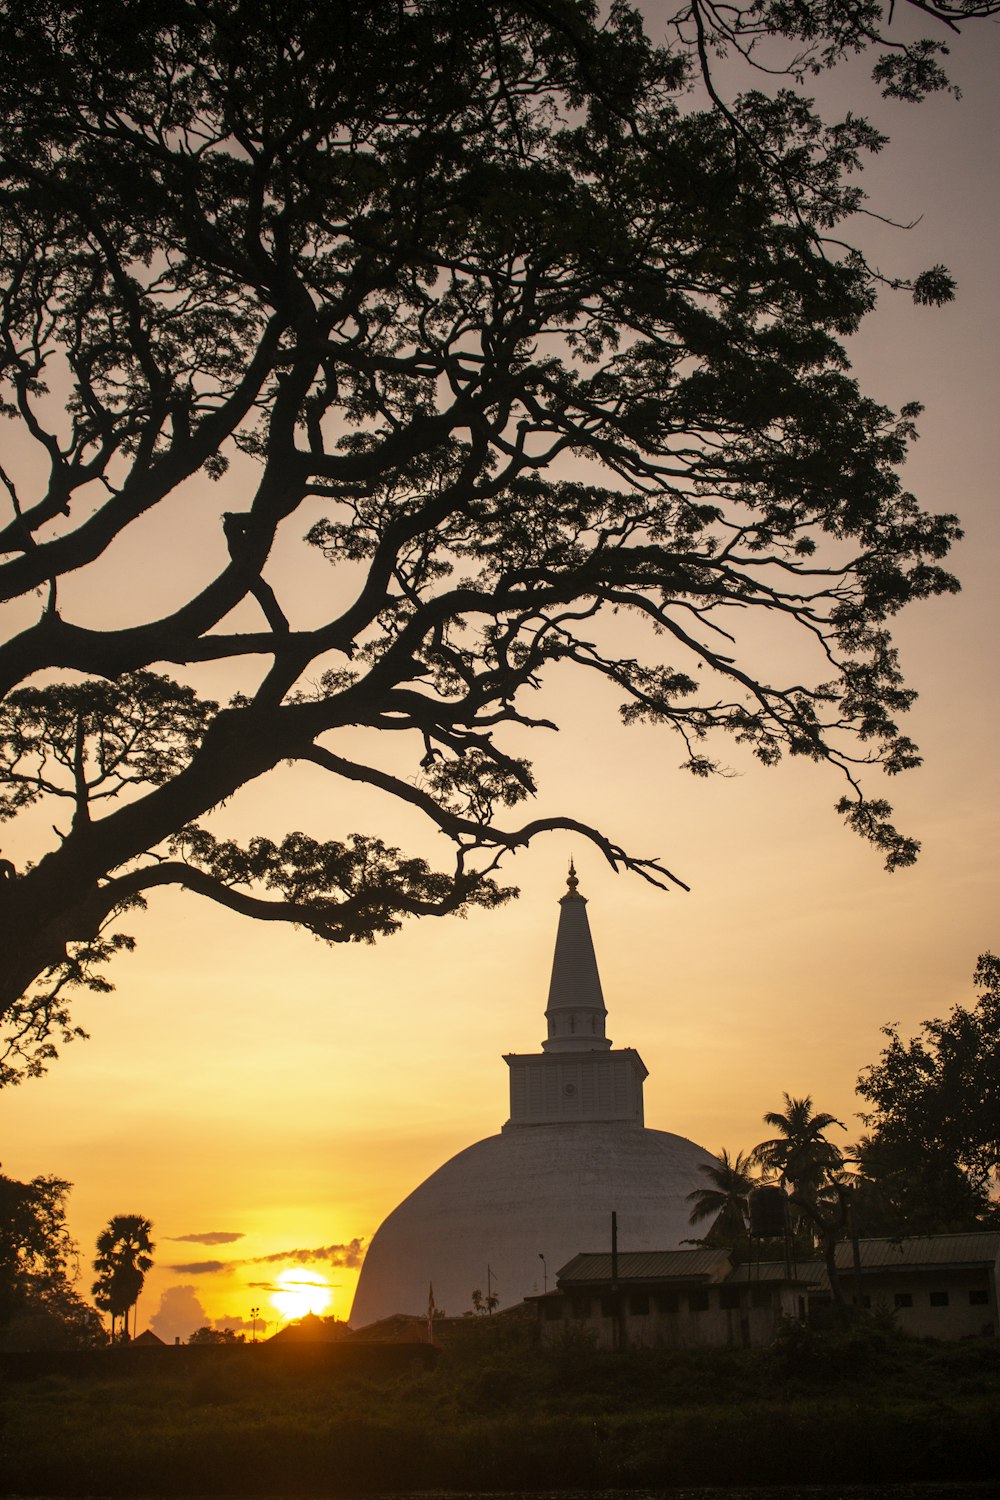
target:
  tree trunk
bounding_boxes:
[790,1191,852,1326]
[0,706,290,1003]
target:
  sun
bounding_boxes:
[270,1268,332,1321]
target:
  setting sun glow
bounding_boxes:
[270,1269,332,1322]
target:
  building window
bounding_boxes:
[600,1295,617,1317]
[970,1289,989,1306]
[629,1293,650,1316]
[750,1287,772,1310]
[853,1294,871,1310]
[655,1292,678,1315]
[929,1290,949,1308]
[544,1300,563,1321]
[894,1292,913,1309]
[719,1287,741,1311]
[689,1290,710,1313]
[571,1296,590,1319]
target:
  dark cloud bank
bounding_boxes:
[165,1231,246,1246]
[168,1240,365,1275]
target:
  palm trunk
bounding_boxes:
[790,1190,851,1326]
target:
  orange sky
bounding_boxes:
[1,18,998,1340]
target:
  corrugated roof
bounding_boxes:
[833,1232,1000,1272]
[726,1261,826,1286]
[556,1234,1000,1293]
[557,1248,732,1284]
[709,1234,1000,1288]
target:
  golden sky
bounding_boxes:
[1,18,998,1340]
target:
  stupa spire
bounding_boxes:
[542,863,611,1053]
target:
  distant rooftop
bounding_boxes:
[556,1232,1000,1293]
[558,1248,733,1284]
[833,1232,1000,1272]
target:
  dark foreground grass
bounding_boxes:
[3,1325,1000,1494]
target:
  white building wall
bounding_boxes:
[504,1049,647,1127]
[852,1269,996,1340]
[540,1284,802,1350]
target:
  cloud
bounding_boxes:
[247,1277,339,1292]
[167,1239,365,1278]
[212,1314,257,1333]
[165,1231,245,1246]
[249,1240,365,1269]
[168,1239,366,1276]
[149,1285,212,1344]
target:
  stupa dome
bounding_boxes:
[349,867,714,1324]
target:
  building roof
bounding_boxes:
[554,1232,1000,1295]
[350,1315,432,1345]
[557,1248,733,1285]
[268,1313,353,1343]
[832,1232,1000,1273]
[727,1260,827,1286]
[718,1234,1000,1289]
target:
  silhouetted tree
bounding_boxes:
[855,952,1000,1227]
[849,1131,989,1236]
[0,1169,104,1349]
[470,1287,499,1317]
[187,1325,246,1344]
[0,1171,72,1325]
[753,1095,848,1193]
[92,1214,155,1341]
[1,0,992,1078]
[753,1095,854,1320]
[686,1148,757,1248]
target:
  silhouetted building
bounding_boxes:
[533,1231,1000,1348]
[533,1247,806,1349]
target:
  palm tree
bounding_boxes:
[753,1095,851,1321]
[687,1149,757,1248]
[92,1215,155,1341]
[752,1094,846,1195]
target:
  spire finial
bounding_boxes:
[543,857,609,1052]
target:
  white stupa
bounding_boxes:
[349,864,714,1324]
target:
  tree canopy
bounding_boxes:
[0,1168,104,1348]
[693,956,1000,1267]
[686,1146,756,1246]
[188,1324,246,1344]
[91,1212,156,1341]
[0,0,991,1080]
[0,1169,74,1323]
[752,1093,847,1194]
[855,951,1000,1225]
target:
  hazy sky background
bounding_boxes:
[2,6,998,1339]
